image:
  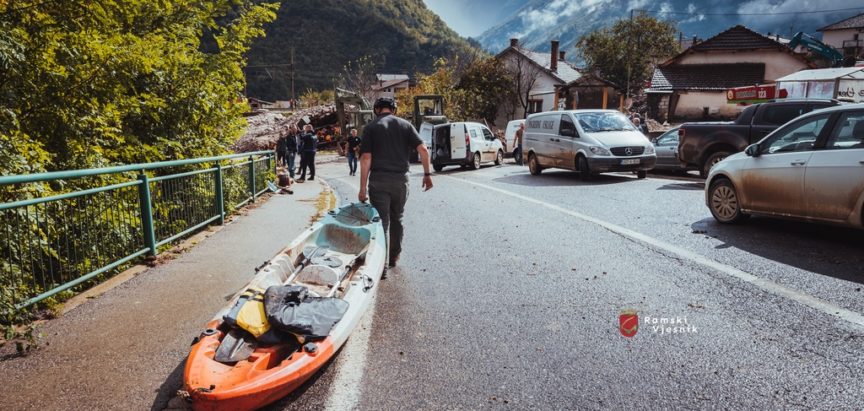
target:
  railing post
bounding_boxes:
[215,163,225,225]
[248,155,256,202]
[137,172,157,257]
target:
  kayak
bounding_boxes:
[181,202,386,410]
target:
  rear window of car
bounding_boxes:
[761,104,806,125]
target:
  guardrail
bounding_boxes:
[0,151,275,309]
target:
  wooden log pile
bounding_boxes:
[232,105,339,153]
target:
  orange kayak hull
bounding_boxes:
[183,321,335,411]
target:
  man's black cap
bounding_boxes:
[373,97,397,110]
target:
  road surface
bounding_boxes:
[271,160,864,410]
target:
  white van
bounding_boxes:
[503,119,525,156]
[420,122,504,171]
[523,110,656,179]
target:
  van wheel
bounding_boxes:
[637,170,647,179]
[470,152,481,170]
[433,164,444,172]
[701,151,730,179]
[578,156,592,181]
[494,150,503,166]
[528,153,542,175]
[708,178,749,224]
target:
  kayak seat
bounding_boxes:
[295,264,339,287]
[315,225,370,255]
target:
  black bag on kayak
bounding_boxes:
[264,285,349,340]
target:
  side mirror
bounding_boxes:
[744,144,760,157]
[651,138,658,144]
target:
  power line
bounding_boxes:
[634,6,864,17]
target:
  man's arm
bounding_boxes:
[358,153,372,202]
[417,143,433,192]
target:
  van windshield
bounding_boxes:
[575,112,637,133]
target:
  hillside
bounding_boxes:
[245,0,480,101]
[475,0,859,55]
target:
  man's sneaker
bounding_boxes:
[309,177,315,181]
[296,178,305,183]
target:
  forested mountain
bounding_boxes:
[245,0,480,101]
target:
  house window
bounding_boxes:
[527,99,543,114]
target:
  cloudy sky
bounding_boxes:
[425,0,864,39]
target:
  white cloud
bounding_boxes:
[514,0,613,38]
[737,0,864,31]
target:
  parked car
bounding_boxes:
[523,110,656,180]
[420,121,504,171]
[502,119,525,157]
[705,104,864,228]
[678,99,840,178]
[651,126,691,172]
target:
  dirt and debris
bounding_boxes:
[232,105,341,153]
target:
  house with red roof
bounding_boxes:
[645,25,814,121]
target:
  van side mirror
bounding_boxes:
[745,144,760,157]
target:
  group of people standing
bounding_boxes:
[276,124,319,182]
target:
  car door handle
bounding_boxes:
[790,161,807,166]
[859,160,864,165]
[551,138,559,142]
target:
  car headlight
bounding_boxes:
[644,145,655,155]
[589,146,611,156]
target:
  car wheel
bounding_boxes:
[637,170,647,179]
[470,152,481,170]
[495,150,503,166]
[433,164,444,172]
[528,153,542,175]
[578,156,592,181]
[701,151,730,179]
[708,178,749,224]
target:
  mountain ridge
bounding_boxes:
[474,0,863,55]
[245,0,479,101]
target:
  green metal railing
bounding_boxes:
[0,151,275,309]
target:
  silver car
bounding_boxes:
[651,126,690,172]
[705,104,864,227]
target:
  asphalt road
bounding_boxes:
[272,159,864,410]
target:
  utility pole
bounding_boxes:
[290,47,296,101]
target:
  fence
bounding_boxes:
[0,151,275,310]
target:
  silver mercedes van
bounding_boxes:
[523,110,656,179]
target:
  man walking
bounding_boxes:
[513,122,525,166]
[297,124,317,183]
[346,128,361,176]
[358,97,433,268]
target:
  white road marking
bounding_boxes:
[445,175,864,329]
[323,296,376,411]
[321,175,374,411]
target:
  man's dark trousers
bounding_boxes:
[368,172,408,263]
[286,151,296,178]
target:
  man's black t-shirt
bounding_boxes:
[347,136,361,152]
[359,114,422,174]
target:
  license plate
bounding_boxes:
[621,159,640,165]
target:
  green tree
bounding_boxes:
[576,14,679,98]
[0,0,279,179]
[396,56,509,124]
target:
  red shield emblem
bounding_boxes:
[619,310,638,338]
